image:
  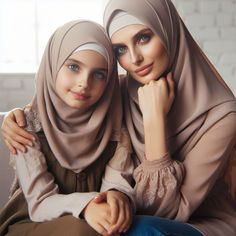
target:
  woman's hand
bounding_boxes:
[1,108,35,154]
[138,72,175,161]
[92,191,133,234]
[138,72,175,120]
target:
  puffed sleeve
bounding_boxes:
[133,113,236,221]
[12,136,98,222]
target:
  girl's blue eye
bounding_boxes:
[68,64,79,72]
[93,71,106,80]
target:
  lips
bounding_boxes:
[70,91,89,100]
[135,63,153,76]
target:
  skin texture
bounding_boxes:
[111,24,169,85]
[111,24,174,161]
[56,50,108,110]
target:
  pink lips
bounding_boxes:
[70,91,89,100]
[135,63,153,76]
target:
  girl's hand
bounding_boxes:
[1,108,35,154]
[83,201,113,236]
[93,191,133,234]
[138,72,175,120]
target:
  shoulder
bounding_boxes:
[211,112,236,134]
[24,109,42,133]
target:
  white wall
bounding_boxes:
[0,0,235,112]
[172,0,236,94]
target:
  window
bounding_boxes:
[0,0,107,73]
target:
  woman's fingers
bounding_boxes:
[166,72,175,99]
[11,109,27,127]
[5,139,17,155]
[4,134,27,153]
[7,120,35,143]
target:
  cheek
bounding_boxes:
[117,56,130,70]
[56,75,73,92]
[153,41,168,59]
[92,82,106,100]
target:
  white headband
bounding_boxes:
[108,11,144,37]
[73,42,107,61]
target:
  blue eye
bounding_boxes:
[113,45,127,57]
[93,71,106,80]
[68,64,80,72]
[138,34,151,44]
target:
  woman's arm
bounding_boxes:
[134,112,236,221]
[138,72,174,161]
[1,108,35,154]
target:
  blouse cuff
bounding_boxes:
[140,153,172,171]
[68,192,98,219]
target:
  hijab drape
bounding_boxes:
[30,20,122,172]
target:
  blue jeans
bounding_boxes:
[123,215,203,236]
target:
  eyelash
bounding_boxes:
[137,33,151,44]
[113,33,152,58]
[113,46,127,58]
[68,64,80,72]
[93,71,106,80]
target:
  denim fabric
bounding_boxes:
[123,215,203,236]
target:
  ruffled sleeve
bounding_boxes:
[133,113,236,221]
[133,153,185,217]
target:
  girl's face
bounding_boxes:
[56,50,108,110]
[111,24,169,85]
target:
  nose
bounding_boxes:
[129,47,143,65]
[76,72,89,89]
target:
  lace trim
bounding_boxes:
[134,161,182,209]
[24,109,42,132]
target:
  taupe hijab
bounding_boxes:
[104,0,236,161]
[30,20,122,172]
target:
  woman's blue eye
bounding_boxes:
[113,46,127,57]
[68,64,79,72]
[138,34,151,44]
[93,72,106,80]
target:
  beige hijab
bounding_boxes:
[104,0,236,161]
[30,20,122,173]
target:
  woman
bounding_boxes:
[101,0,236,235]
[0,20,134,236]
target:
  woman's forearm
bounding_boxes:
[143,112,168,161]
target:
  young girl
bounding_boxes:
[0,20,134,236]
[101,0,236,235]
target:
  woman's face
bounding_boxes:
[111,24,169,85]
[56,50,108,110]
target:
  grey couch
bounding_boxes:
[0,112,14,208]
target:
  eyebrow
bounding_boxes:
[112,28,152,47]
[65,58,108,72]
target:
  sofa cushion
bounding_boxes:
[0,112,14,208]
